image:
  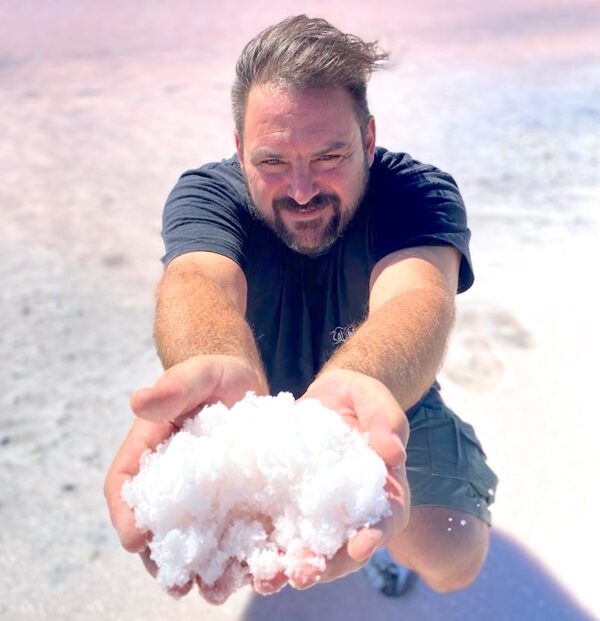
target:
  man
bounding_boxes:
[105,15,498,600]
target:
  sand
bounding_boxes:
[1,1,599,619]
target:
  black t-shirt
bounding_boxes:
[162,147,473,399]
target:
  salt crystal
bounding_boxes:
[448,517,453,522]
[121,392,391,602]
[447,527,452,532]
[460,519,467,526]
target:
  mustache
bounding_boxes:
[273,193,341,212]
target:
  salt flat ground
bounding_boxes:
[1,1,599,619]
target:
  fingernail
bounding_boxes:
[367,528,386,546]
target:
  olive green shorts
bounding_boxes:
[405,396,498,526]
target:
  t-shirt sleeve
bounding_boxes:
[371,153,474,293]
[161,161,249,269]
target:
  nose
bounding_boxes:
[287,163,318,205]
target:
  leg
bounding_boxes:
[391,394,498,592]
[375,393,499,593]
[388,505,489,593]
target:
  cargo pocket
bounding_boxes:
[405,403,499,523]
[404,406,434,476]
[456,419,499,507]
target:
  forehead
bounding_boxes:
[242,84,360,152]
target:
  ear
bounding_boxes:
[365,116,376,166]
[234,129,244,168]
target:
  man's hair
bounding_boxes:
[232,15,389,137]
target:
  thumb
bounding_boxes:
[131,355,265,424]
[368,414,406,467]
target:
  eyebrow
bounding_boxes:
[251,141,351,160]
[251,149,284,160]
[312,141,351,156]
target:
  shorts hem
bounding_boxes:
[408,475,494,526]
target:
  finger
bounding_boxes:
[385,468,411,535]
[139,547,158,578]
[253,570,288,595]
[287,552,325,590]
[344,473,409,565]
[318,546,368,584]
[317,522,390,585]
[104,419,173,551]
[168,579,194,599]
[368,415,406,467]
[310,523,388,586]
[139,549,193,598]
[108,485,149,553]
[346,522,390,562]
[196,562,239,605]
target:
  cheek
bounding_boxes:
[321,169,361,202]
[255,176,289,203]
[246,166,275,189]
[245,171,272,204]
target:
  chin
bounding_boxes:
[285,234,340,256]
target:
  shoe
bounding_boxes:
[363,549,416,596]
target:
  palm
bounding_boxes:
[105,355,266,556]
[296,369,411,586]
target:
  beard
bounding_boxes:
[245,157,370,256]
[270,192,343,256]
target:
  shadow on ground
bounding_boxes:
[241,529,594,621]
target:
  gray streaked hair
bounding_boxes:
[232,15,389,137]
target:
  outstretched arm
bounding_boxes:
[105,251,269,594]
[322,245,459,411]
[298,245,460,586]
[154,251,267,384]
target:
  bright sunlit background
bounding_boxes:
[1,1,598,619]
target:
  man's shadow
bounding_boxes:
[241,529,594,621]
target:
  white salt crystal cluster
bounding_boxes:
[121,392,390,602]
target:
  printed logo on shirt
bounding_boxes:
[331,323,358,345]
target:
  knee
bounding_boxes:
[425,556,485,593]
[422,526,489,593]
[390,506,490,593]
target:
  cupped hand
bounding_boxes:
[104,354,268,587]
[286,368,411,589]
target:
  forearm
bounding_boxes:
[154,265,267,386]
[322,285,455,411]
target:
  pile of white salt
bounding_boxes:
[121,392,391,602]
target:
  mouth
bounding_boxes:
[285,204,327,217]
[276,195,337,220]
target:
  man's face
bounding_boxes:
[236,84,376,255]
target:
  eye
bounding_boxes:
[313,153,343,171]
[258,158,287,173]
